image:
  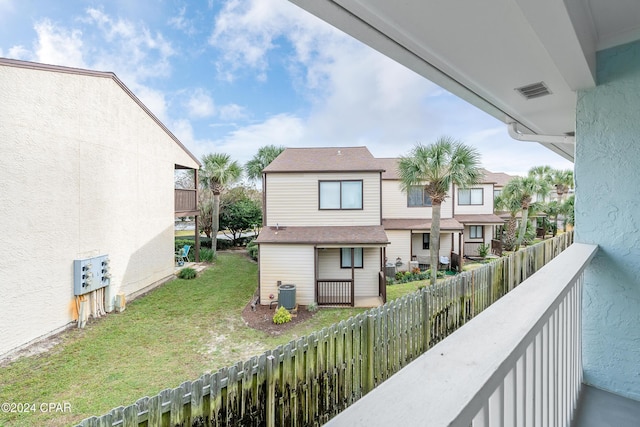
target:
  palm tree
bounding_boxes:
[543,200,561,237]
[494,190,521,251]
[200,153,242,252]
[245,145,285,181]
[562,194,575,229]
[551,169,574,203]
[501,176,550,251]
[528,165,553,201]
[398,137,482,285]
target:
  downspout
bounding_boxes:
[507,121,575,145]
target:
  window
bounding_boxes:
[494,189,502,199]
[407,186,432,207]
[319,180,363,209]
[469,225,483,239]
[458,188,483,205]
[423,233,430,250]
[341,248,363,268]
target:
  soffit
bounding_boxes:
[289,0,640,162]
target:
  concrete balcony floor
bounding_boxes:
[573,385,640,427]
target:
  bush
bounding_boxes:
[200,248,216,263]
[307,302,318,313]
[216,239,234,251]
[247,240,258,261]
[273,306,292,324]
[478,243,490,259]
[177,267,197,280]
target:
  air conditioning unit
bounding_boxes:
[278,284,296,310]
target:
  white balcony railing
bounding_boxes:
[327,243,598,427]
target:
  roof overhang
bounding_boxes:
[255,225,389,246]
[383,218,463,231]
[288,1,640,162]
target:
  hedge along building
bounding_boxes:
[0,58,201,358]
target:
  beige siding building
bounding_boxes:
[256,147,509,308]
[0,59,200,358]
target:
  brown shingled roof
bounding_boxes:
[382,218,463,231]
[255,225,389,245]
[263,147,384,173]
[454,214,506,224]
[480,168,515,187]
[377,158,400,180]
[379,161,509,185]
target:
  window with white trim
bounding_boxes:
[319,180,363,209]
[341,248,363,268]
[458,188,483,205]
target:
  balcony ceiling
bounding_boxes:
[289,0,640,161]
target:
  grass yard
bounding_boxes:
[0,253,371,427]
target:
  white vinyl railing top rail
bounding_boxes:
[327,243,598,427]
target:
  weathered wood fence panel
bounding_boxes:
[77,233,573,427]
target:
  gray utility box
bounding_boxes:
[278,284,296,310]
[74,254,111,296]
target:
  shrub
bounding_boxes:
[273,306,292,324]
[177,267,197,280]
[247,240,258,261]
[411,267,421,274]
[307,302,318,313]
[200,248,216,263]
[216,239,234,251]
[478,243,490,259]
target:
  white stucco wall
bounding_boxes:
[0,63,198,357]
[576,41,640,400]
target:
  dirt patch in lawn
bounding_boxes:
[242,299,316,335]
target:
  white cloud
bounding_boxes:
[218,104,247,121]
[186,89,216,118]
[6,45,30,60]
[213,114,306,162]
[33,20,86,68]
[84,7,175,80]
[168,6,196,35]
[132,85,169,122]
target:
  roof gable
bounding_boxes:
[0,57,200,168]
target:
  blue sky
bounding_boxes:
[0,0,573,175]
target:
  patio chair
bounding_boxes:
[176,245,190,265]
[439,255,450,270]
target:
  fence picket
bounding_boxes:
[76,233,573,427]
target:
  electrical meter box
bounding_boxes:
[74,254,111,296]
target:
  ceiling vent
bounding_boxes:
[515,82,551,100]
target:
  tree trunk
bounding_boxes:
[503,216,517,251]
[212,192,220,253]
[430,202,441,286]
[515,207,529,251]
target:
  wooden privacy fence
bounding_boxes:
[77,232,573,427]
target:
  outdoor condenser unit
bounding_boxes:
[278,284,296,310]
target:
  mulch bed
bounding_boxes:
[241,299,316,335]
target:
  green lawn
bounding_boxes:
[0,253,373,427]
